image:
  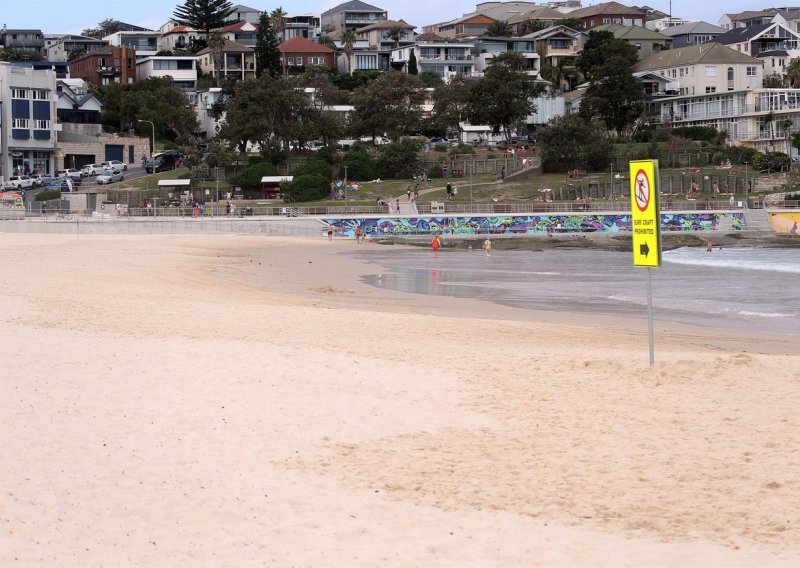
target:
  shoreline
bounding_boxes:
[2,234,798,565]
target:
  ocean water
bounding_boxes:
[357,246,800,335]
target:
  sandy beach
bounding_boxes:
[1,233,798,566]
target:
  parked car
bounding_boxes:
[57,168,84,180]
[81,164,105,176]
[4,175,35,190]
[46,177,75,192]
[144,150,181,174]
[96,170,125,185]
[30,173,53,187]
[101,160,127,171]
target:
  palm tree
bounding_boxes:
[270,7,288,76]
[207,30,226,86]
[787,57,800,88]
[340,27,357,75]
[386,25,407,49]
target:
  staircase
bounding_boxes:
[742,204,771,232]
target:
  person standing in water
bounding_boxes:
[482,238,492,255]
[431,234,441,256]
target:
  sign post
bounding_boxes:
[629,160,662,365]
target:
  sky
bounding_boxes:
[0,1,772,35]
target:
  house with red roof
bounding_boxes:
[279,37,336,73]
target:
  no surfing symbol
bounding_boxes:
[634,169,650,213]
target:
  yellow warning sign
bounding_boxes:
[629,159,661,267]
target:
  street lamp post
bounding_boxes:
[137,119,155,162]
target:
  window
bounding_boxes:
[706,86,717,93]
[12,88,27,99]
[705,65,717,76]
[747,66,757,76]
[307,56,324,65]
[32,90,49,100]
[35,119,49,129]
[12,118,29,128]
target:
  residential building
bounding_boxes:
[46,35,109,62]
[334,37,380,72]
[719,10,780,30]
[321,1,388,33]
[0,26,44,53]
[566,1,645,29]
[548,0,582,11]
[194,87,224,139]
[712,22,800,57]
[437,15,498,39]
[0,62,58,179]
[659,22,726,48]
[285,14,321,41]
[280,37,336,73]
[69,46,137,87]
[644,15,692,32]
[508,6,567,34]
[196,40,256,81]
[230,4,262,25]
[391,42,477,79]
[465,2,540,21]
[591,23,672,61]
[220,21,259,47]
[160,24,204,52]
[56,79,102,124]
[471,37,540,76]
[104,31,161,59]
[136,56,198,89]
[354,19,415,70]
[526,24,585,76]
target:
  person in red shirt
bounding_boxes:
[431,234,441,256]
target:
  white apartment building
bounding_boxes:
[391,43,477,79]
[136,56,198,89]
[0,62,59,181]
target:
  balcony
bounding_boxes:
[419,54,473,61]
[97,66,120,75]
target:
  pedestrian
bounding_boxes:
[482,238,492,255]
[431,234,440,256]
[413,184,419,202]
[446,182,452,199]
[192,203,200,218]
[407,187,412,201]
[395,197,400,213]
[327,225,334,240]
[500,167,506,180]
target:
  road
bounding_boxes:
[24,165,151,203]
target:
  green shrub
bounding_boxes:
[284,173,329,202]
[785,192,800,201]
[34,190,60,201]
[316,145,339,164]
[228,162,279,191]
[294,158,333,179]
[427,164,443,178]
[378,139,423,178]
[342,143,382,180]
[449,144,475,155]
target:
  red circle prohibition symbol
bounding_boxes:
[634,169,650,212]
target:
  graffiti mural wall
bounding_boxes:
[323,213,745,238]
[769,212,800,234]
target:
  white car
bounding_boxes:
[31,173,54,187]
[102,160,127,171]
[96,170,125,185]
[81,164,105,176]
[5,175,35,190]
[57,168,84,180]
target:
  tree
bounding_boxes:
[466,51,544,140]
[418,70,443,88]
[432,74,469,138]
[787,57,800,88]
[538,114,613,172]
[82,19,126,39]
[351,72,426,141]
[270,7,288,76]
[576,30,645,138]
[100,77,198,140]
[386,25,407,49]
[484,20,511,37]
[555,18,585,31]
[0,48,43,62]
[207,30,226,87]
[763,72,785,88]
[67,47,87,62]
[378,139,424,178]
[516,19,547,36]
[255,11,281,78]
[408,50,418,75]
[579,69,646,138]
[173,0,235,35]
[576,31,638,83]
[340,28,357,75]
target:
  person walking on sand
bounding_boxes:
[394,197,400,213]
[706,240,713,252]
[482,238,492,255]
[327,225,334,241]
[431,234,440,256]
